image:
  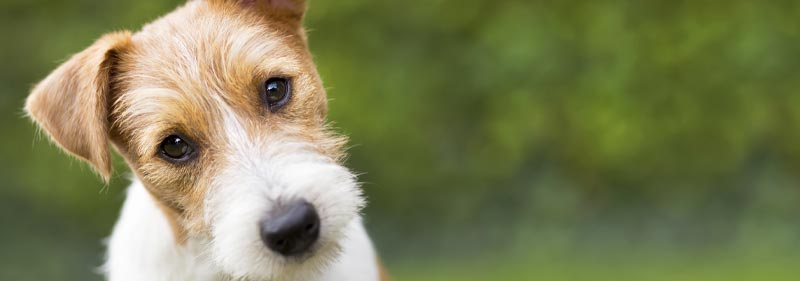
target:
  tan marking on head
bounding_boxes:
[209,0,308,31]
[106,0,343,238]
[25,0,346,245]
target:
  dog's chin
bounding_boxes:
[212,236,346,281]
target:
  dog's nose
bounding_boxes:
[260,200,320,256]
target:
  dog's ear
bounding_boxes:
[25,31,132,182]
[215,0,307,26]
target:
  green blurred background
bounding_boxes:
[2,0,800,280]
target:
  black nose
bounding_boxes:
[260,200,320,256]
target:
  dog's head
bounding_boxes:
[24,0,364,279]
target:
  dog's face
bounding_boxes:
[24,0,364,279]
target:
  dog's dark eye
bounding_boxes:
[263,78,291,110]
[159,135,195,161]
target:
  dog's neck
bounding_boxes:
[103,179,219,281]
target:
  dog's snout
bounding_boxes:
[260,200,320,256]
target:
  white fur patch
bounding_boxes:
[103,180,220,281]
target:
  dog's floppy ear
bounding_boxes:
[25,31,132,182]
[215,0,307,26]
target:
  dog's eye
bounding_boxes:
[159,135,195,161]
[263,78,291,110]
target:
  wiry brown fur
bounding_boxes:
[27,0,346,240]
[25,0,385,278]
[109,0,348,238]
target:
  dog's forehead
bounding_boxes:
[123,1,306,99]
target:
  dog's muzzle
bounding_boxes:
[259,200,321,256]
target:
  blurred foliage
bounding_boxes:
[2,0,800,280]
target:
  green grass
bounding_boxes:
[391,249,800,281]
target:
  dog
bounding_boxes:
[24,0,388,280]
